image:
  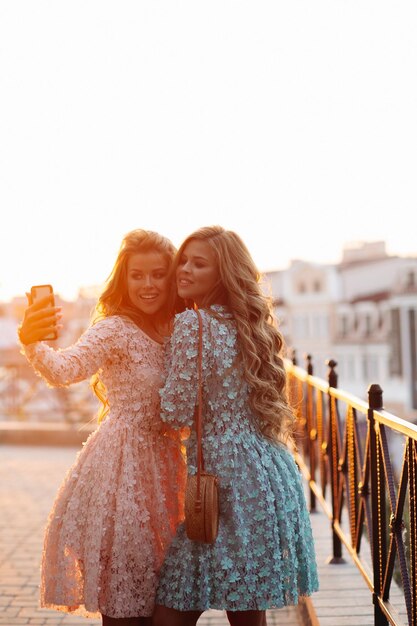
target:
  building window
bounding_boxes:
[298,282,306,294]
[347,356,355,380]
[340,315,348,338]
[406,271,416,288]
[389,308,403,376]
[365,315,372,337]
[303,315,310,339]
[362,356,368,380]
[313,280,321,292]
[409,309,417,409]
[368,355,379,381]
[378,311,385,329]
[312,315,320,338]
[294,315,309,339]
[361,355,379,381]
[353,314,359,331]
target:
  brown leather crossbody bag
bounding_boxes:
[184,308,220,544]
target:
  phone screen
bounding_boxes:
[30,284,57,340]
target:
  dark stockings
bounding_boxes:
[152,605,267,626]
[226,610,267,626]
[101,615,152,626]
[152,605,203,626]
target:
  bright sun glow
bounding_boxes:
[1,1,416,302]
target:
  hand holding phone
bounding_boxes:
[18,284,61,345]
[29,285,58,340]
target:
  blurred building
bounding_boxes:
[3,260,417,421]
[265,241,417,418]
[0,287,101,422]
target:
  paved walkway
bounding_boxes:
[0,445,308,626]
[306,497,408,626]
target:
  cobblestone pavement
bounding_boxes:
[0,445,305,626]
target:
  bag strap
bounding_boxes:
[194,308,204,510]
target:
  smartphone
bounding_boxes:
[30,284,58,340]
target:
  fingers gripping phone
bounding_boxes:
[30,284,58,340]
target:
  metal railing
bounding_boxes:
[286,354,417,626]
[0,362,97,422]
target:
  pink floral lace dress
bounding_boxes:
[22,315,186,618]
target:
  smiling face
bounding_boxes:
[126,251,170,316]
[176,239,220,307]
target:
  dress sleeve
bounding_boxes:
[20,316,126,387]
[159,309,200,428]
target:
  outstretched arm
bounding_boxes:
[20,316,126,387]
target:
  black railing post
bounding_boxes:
[289,349,304,446]
[326,358,344,563]
[407,438,417,626]
[291,349,298,366]
[306,354,313,376]
[305,354,317,512]
[368,383,388,626]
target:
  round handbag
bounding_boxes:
[185,472,219,543]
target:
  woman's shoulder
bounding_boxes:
[173,307,236,347]
[174,309,199,326]
[175,305,233,323]
[173,307,232,331]
[172,310,200,338]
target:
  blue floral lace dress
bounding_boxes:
[155,305,319,611]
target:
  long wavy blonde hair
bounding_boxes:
[176,225,295,443]
[91,229,177,422]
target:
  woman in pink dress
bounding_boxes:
[18,230,186,626]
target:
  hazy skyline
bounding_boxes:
[1,1,416,301]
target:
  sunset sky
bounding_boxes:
[1,1,416,302]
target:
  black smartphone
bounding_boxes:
[30,284,58,340]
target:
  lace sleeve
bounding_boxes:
[159,309,200,428]
[20,316,126,387]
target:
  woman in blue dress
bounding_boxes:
[153,226,318,626]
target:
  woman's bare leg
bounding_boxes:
[226,610,267,626]
[152,604,203,626]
